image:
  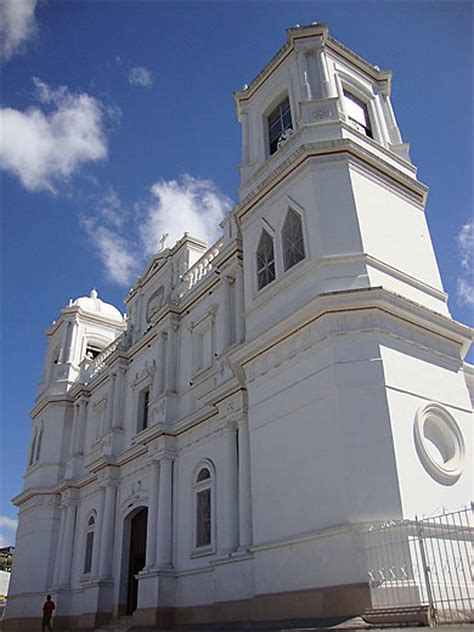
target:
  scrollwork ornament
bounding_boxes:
[313,107,331,121]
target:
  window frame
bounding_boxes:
[256,228,276,291]
[281,208,306,272]
[336,71,380,143]
[266,94,293,156]
[29,429,37,467]
[342,89,373,139]
[83,511,96,576]
[189,307,217,378]
[191,461,216,556]
[35,424,44,462]
[137,386,151,434]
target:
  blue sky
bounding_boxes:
[1,1,472,546]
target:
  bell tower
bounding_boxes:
[27,290,125,488]
[38,289,125,396]
[232,23,472,533]
[234,23,452,345]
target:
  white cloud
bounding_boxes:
[140,175,231,256]
[456,220,473,306]
[85,222,138,286]
[97,187,125,229]
[128,66,153,88]
[0,515,18,546]
[457,278,474,306]
[0,78,108,192]
[0,0,37,61]
[0,516,18,531]
[84,175,231,286]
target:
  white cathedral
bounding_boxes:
[5,23,473,631]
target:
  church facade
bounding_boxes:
[4,23,472,631]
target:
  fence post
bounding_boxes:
[416,515,436,625]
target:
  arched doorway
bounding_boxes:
[126,506,148,614]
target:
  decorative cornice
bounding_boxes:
[236,138,424,223]
[46,308,126,337]
[230,287,472,382]
[147,435,177,461]
[234,23,391,109]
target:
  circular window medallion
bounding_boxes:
[414,403,465,485]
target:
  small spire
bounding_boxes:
[90,288,98,299]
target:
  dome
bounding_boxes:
[71,289,123,322]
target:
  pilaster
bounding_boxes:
[58,489,79,587]
[112,365,127,429]
[97,468,119,580]
[237,412,253,550]
[220,418,239,554]
[148,437,177,570]
[145,459,160,569]
[105,372,117,431]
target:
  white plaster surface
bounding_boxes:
[5,23,472,628]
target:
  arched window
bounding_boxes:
[282,209,306,271]
[256,229,276,290]
[194,465,213,549]
[83,513,96,575]
[35,424,44,462]
[29,430,37,466]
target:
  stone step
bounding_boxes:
[94,617,134,632]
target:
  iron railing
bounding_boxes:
[364,506,473,624]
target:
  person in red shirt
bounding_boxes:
[41,595,55,631]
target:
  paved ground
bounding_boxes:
[90,624,473,632]
[144,621,474,632]
[3,618,473,632]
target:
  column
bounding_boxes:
[112,367,126,429]
[234,264,245,344]
[74,399,88,455]
[59,501,77,586]
[334,72,348,120]
[156,456,173,568]
[98,482,117,579]
[53,505,66,586]
[145,460,159,569]
[69,402,80,458]
[57,321,70,364]
[92,487,105,578]
[165,321,178,392]
[136,292,144,336]
[221,421,239,553]
[240,110,250,164]
[65,321,78,364]
[381,93,403,144]
[223,275,235,348]
[238,415,253,550]
[297,49,312,101]
[105,373,117,432]
[159,332,167,394]
[316,45,330,99]
[373,93,390,147]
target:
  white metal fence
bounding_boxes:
[364,506,473,624]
